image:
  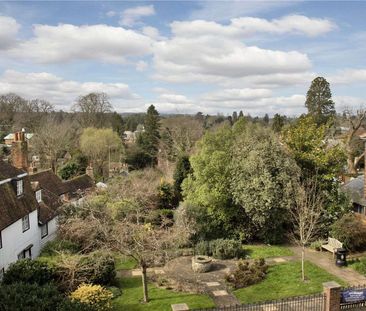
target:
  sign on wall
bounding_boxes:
[341,289,366,303]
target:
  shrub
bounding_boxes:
[70,284,113,311]
[53,252,116,292]
[309,240,324,251]
[41,239,81,257]
[210,239,242,259]
[2,259,54,286]
[350,258,366,275]
[331,213,366,251]
[0,282,63,311]
[195,239,242,259]
[226,258,268,289]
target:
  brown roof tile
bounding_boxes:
[29,169,67,196]
[64,174,94,197]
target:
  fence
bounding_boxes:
[341,284,366,310]
[192,293,326,311]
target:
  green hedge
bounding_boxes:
[195,239,242,259]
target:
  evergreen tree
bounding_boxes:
[272,113,285,133]
[239,110,244,118]
[173,155,192,201]
[263,113,269,125]
[232,111,238,123]
[137,105,160,164]
[305,77,335,125]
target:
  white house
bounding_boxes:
[0,132,60,278]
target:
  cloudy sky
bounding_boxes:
[0,1,365,115]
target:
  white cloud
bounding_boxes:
[0,16,20,49]
[153,35,311,84]
[142,26,163,40]
[9,23,153,64]
[334,95,366,110]
[329,69,366,84]
[106,10,117,17]
[136,60,148,72]
[202,88,272,102]
[172,15,335,38]
[120,5,155,27]
[0,70,140,110]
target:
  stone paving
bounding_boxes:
[290,246,366,286]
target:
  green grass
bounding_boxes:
[234,261,347,304]
[348,258,366,275]
[243,244,293,259]
[113,277,215,311]
[115,256,138,270]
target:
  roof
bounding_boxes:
[0,161,38,231]
[64,174,94,196]
[342,175,366,206]
[29,170,67,196]
[38,188,62,224]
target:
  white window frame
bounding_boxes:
[41,223,48,238]
[0,231,2,249]
[17,179,23,196]
[36,190,42,202]
[22,215,30,232]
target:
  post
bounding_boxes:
[323,281,341,311]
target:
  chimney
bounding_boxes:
[11,131,29,170]
[86,164,94,180]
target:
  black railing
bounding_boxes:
[192,293,326,311]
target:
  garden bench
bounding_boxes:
[321,238,343,257]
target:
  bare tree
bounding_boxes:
[110,215,191,303]
[32,117,73,173]
[73,92,113,128]
[290,178,324,281]
[344,108,366,175]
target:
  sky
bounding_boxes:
[0,0,366,116]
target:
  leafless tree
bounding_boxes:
[73,92,113,128]
[343,108,366,175]
[290,178,324,281]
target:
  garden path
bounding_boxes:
[290,246,366,286]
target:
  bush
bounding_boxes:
[195,239,242,259]
[350,258,366,275]
[2,259,54,286]
[41,239,81,257]
[0,282,63,311]
[310,240,324,251]
[331,213,366,251]
[70,284,113,311]
[53,252,116,292]
[57,299,97,311]
[225,258,268,289]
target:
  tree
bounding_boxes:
[137,105,160,164]
[263,113,269,126]
[343,108,366,175]
[80,128,123,178]
[305,77,335,125]
[173,155,191,201]
[32,117,72,173]
[272,113,286,133]
[290,178,323,281]
[239,110,244,118]
[110,216,190,303]
[230,127,300,243]
[73,93,113,128]
[232,111,238,123]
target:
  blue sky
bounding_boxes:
[0,1,366,115]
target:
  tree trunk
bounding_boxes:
[347,155,357,175]
[301,244,305,282]
[141,265,149,303]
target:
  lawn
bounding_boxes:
[113,277,215,311]
[243,244,293,259]
[115,255,138,270]
[234,261,347,304]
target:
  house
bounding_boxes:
[4,131,33,147]
[0,160,60,277]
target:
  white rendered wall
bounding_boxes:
[40,216,58,246]
[0,210,41,270]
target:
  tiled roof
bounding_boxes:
[38,188,62,224]
[0,161,38,231]
[64,174,94,196]
[29,170,67,196]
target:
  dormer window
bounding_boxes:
[16,179,23,196]
[36,190,42,202]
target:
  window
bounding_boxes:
[0,231,2,249]
[17,247,32,260]
[16,179,23,196]
[36,190,42,202]
[41,223,48,238]
[0,268,4,281]
[22,215,30,232]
